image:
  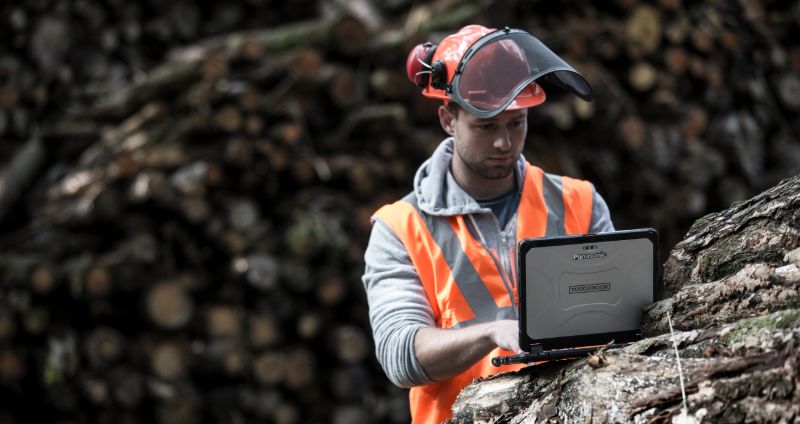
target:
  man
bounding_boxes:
[362,25,614,423]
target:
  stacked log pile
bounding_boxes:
[1,1,797,258]
[0,3,430,423]
[0,0,798,423]
[450,174,800,423]
[506,0,800,256]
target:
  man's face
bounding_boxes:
[441,106,528,180]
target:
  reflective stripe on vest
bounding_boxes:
[372,163,594,424]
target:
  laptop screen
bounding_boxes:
[519,229,658,350]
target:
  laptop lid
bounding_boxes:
[518,229,658,351]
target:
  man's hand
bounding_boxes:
[487,319,522,353]
[415,320,522,381]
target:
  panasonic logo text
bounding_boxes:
[573,251,607,261]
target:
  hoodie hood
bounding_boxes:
[413,138,528,216]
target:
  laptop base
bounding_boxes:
[491,343,629,367]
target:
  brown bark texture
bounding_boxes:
[449,175,800,423]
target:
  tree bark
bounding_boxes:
[660,175,800,297]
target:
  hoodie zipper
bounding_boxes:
[495,214,519,316]
[468,213,517,318]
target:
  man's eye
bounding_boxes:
[510,120,524,128]
[477,124,495,130]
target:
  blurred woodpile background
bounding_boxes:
[0,0,798,422]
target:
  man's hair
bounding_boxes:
[445,102,461,117]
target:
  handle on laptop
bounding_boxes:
[491,353,529,367]
[493,342,626,367]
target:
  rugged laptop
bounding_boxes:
[493,229,659,366]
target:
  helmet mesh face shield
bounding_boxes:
[449,29,592,118]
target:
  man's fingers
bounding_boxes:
[490,320,521,352]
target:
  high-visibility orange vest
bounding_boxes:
[373,163,595,424]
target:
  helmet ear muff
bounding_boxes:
[406,42,445,89]
[430,60,447,90]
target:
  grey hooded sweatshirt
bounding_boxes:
[362,138,614,388]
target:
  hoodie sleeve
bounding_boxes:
[589,185,615,233]
[362,218,436,388]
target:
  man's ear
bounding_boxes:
[438,105,455,136]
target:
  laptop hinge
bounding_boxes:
[528,344,543,354]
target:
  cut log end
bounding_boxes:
[331,16,368,56]
[146,282,194,330]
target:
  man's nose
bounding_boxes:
[493,130,511,150]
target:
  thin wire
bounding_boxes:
[416,56,432,68]
[667,311,689,414]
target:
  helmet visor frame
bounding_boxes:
[446,28,592,118]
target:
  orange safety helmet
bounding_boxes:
[406,25,592,118]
